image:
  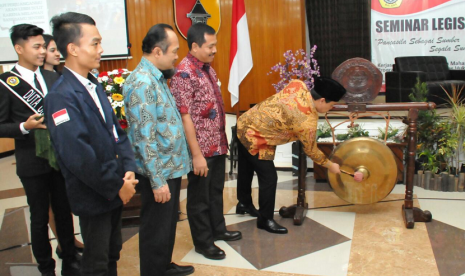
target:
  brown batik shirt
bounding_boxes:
[236,80,332,168]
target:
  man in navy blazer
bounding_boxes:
[44,12,138,276]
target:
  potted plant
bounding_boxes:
[443,84,465,175]
[316,122,332,140]
[378,124,404,143]
[335,124,369,141]
[409,79,440,162]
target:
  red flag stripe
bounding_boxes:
[229,0,246,69]
[52,109,67,119]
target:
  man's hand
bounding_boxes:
[328,162,341,174]
[119,178,138,204]
[124,171,136,181]
[153,184,171,203]
[123,171,137,188]
[193,154,208,177]
[24,114,47,130]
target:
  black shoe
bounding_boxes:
[195,245,226,260]
[257,218,288,234]
[61,258,81,276]
[215,231,242,241]
[236,202,259,217]
[42,271,56,276]
[56,247,82,261]
[165,263,195,276]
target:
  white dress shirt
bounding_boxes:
[66,67,106,122]
[15,64,48,134]
[15,63,48,95]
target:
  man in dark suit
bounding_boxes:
[44,12,138,276]
[0,24,79,276]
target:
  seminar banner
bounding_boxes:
[371,0,465,87]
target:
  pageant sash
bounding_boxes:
[0,71,45,115]
[0,70,59,170]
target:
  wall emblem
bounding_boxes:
[378,0,403,8]
[174,0,221,39]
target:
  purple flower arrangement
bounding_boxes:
[269,46,320,93]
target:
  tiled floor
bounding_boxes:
[1,154,465,276]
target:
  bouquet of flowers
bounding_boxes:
[269,45,320,93]
[97,68,131,129]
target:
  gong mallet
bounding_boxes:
[340,169,365,182]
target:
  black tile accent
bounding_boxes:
[0,188,26,200]
[427,220,465,276]
[0,207,33,276]
[225,215,350,270]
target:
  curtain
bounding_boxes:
[306,0,371,77]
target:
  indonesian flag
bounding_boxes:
[228,0,253,107]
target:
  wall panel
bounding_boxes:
[100,0,306,113]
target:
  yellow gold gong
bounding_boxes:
[327,137,397,204]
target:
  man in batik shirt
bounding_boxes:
[171,23,241,260]
[236,77,347,234]
[123,24,194,276]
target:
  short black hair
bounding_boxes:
[310,77,347,103]
[50,12,96,59]
[187,23,216,51]
[43,34,54,49]
[10,24,44,46]
[142,24,174,54]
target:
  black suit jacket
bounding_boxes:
[0,67,59,178]
[44,68,136,216]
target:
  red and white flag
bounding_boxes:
[228,0,253,107]
[52,108,70,126]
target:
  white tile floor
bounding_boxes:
[2,153,465,276]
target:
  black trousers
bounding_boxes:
[79,206,123,276]
[20,170,75,274]
[138,175,181,276]
[187,154,227,248]
[237,140,278,220]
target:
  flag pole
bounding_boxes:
[234,94,240,119]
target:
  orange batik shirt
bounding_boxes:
[237,80,332,168]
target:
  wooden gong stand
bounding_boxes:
[279,102,435,229]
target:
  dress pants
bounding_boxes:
[20,170,76,274]
[236,140,278,220]
[138,174,181,276]
[187,155,227,248]
[79,206,123,276]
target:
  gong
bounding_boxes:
[327,137,397,204]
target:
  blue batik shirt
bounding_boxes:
[123,57,191,189]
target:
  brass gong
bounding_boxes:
[327,137,397,204]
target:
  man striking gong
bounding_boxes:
[235,77,360,234]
